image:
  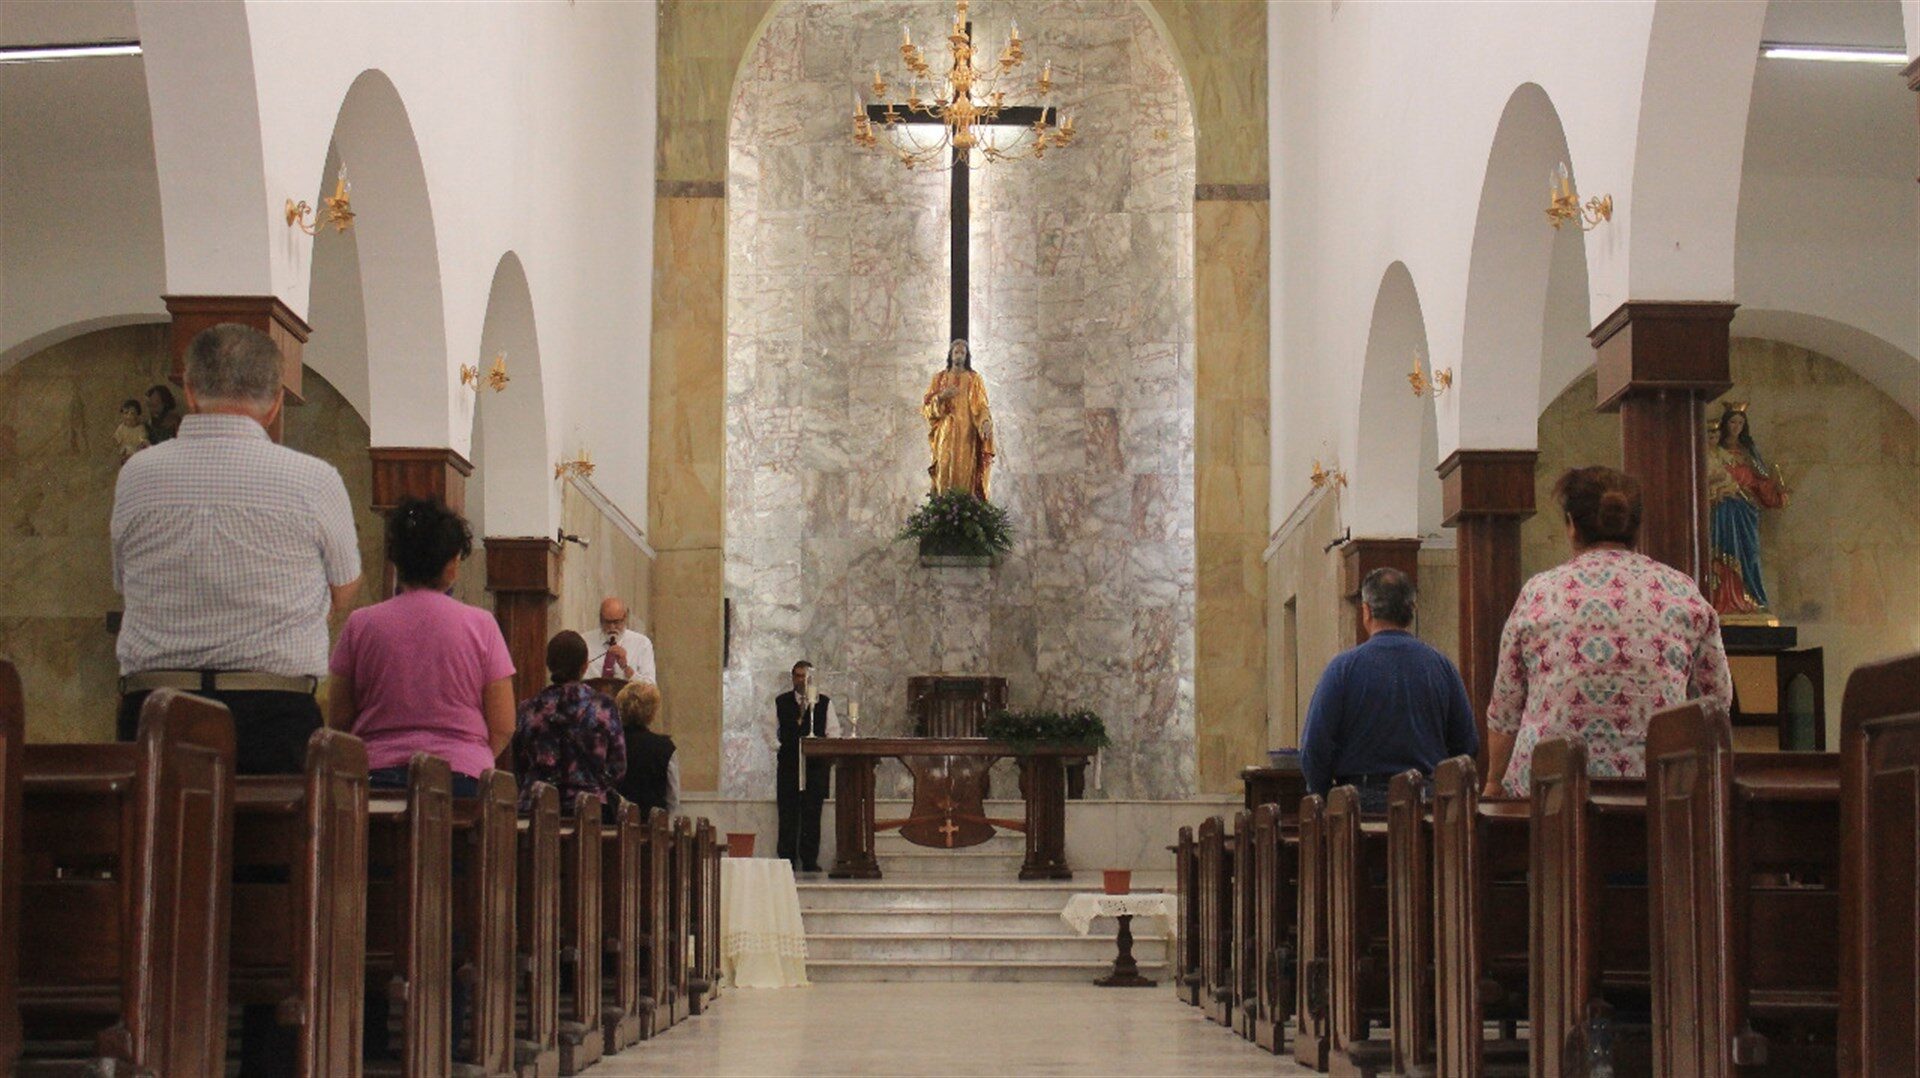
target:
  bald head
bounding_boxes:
[598,597,629,636]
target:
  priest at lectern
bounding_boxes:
[775,660,840,872]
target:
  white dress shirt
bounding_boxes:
[586,627,655,683]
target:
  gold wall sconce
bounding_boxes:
[288,168,355,236]
[1309,459,1348,491]
[461,353,510,394]
[554,448,595,482]
[1546,162,1610,231]
[1409,353,1452,399]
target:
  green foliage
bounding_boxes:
[896,490,1015,557]
[981,708,1110,754]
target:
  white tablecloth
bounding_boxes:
[1059,892,1176,936]
[719,858,810,988]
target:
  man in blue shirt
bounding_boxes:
[1300,567,1477,812]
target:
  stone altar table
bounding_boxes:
[800,738,1093,880]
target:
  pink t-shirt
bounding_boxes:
[330,589,515,778]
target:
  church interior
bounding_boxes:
[2,0,1918,1073]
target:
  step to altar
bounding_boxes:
[872,829,1026,877]
[796,875,1171,983]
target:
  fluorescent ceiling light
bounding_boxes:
[0,41,142,65]
[1761,42,1908,65]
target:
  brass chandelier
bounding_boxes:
[851,0,1074,170]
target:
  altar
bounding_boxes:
[800,738,1094,881]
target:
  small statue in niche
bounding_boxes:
[1705,401,1789,616]
[114,399,150,463]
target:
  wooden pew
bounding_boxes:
[638,807,675,1038]
[689,818,721,1016]
[600,799,647,1051]
[1325,786,1391,1075]
[363,753,454,1075]
[453,771,520,1076]
[1292,794,1330,1071]
[1385,771,1434,1077]
[1839,650,1920,1075]
[1247,803,1295,1053]
[515,783,561,1077]
[1647,699,1841,1076]
[1196,815,1233,1027]
[0,662,25,1072]
[17,688,233,1074]
[1172,825,1201,1007]
[558,794,604,1074]
[1528,738,1652,1077]
[669,815,695,1027]
[1230,808,1257,1039]
[1430,755,1529,1077]
[231,727,370,1077]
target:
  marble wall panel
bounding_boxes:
[724,0,1196,799]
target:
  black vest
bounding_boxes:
[776,691,831,755]
[618,727,676,814]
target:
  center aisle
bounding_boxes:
[578,982,1315,1076]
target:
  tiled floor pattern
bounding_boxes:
[579,981,1315,1076]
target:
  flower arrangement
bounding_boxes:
[896,489,1014,558]
[981,708,1110,754]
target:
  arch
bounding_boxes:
[134,0,275,296]
[1348,263,1433,538]
[1455,83,1590,455]
[1626,0,1768,300]
[1732,307,1920,421]
[472,253,556,537]
[0,315,169,374]
[315,69,453,450]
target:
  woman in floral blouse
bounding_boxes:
[1483,466,1732,799]
[513,630,626,813]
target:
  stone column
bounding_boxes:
[368,447,475,596]
[1339,538,1422,646]
[484,538,560,704]
[162,295,310,443]
[1589,301,1735,580]
[1438,450,1537,762]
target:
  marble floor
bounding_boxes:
[578,983,1315,1076]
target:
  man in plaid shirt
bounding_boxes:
[112,323,363,775]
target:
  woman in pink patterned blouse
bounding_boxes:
[1482,466,1732,798]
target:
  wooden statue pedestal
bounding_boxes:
[800,738,1093,880]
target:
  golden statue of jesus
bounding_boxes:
[922,339,996,500]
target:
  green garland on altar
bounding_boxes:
[896,489,1014,557]
[981,708,1110,754]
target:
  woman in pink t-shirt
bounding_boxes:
[328,499,516,795]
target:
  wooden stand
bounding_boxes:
[1095,915,1157,988]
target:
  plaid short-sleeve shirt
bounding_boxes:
[112,414,363,678]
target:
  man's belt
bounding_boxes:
[119,670,320,695]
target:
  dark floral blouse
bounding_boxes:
[512,681,626,812]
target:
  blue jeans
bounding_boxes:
[369,764,481,798]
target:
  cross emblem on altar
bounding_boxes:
[938,818,961,847]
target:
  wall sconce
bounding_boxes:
[1309,458,1347,492]
[287,167,355,236]
[554,448,595,482]
[461,353,510,394]
[1546,162,1610,232]
[1409,353,1452,399]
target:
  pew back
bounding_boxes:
[1386,770,1432,1076]
[1195,816,1231,1026]
[1292,795,1329,1071]
[1248,803,1292,1053]
[560,794,605,1073]
[1173,826,1200,1006]
[363,753,453,1075]
[517,783,562,1074]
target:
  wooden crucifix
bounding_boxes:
[864,43,1057,342]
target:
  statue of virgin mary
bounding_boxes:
[1705,402,1789,616]
[922,339,996,500]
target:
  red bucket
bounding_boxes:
[726,832,756,858]
[1102,869,1132,895]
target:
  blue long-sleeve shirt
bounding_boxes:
[1299,629,1478,796]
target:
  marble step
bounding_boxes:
[800,907,1127,936]
[805,932,1167,963]
[873,830,1026,853]
[807,957,1169,983]
[878,849,1028,877]
[796,878,1163,912]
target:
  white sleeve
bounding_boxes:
[823,699,841,738]
[666,754,681,815]
[631,632,657,683]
